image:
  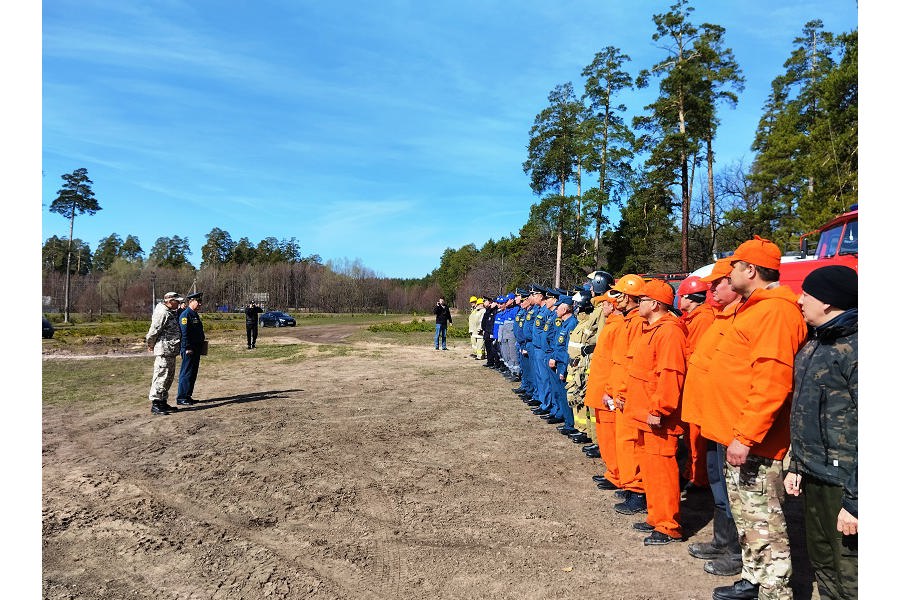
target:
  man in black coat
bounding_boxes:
[245,301,264,349]
[433,297,452,350]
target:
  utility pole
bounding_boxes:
[150,272,157,314]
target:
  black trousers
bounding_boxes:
[802,475,858,600]
[485,337,500,366]
[246,322,258,347]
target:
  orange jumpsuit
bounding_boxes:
[607,308,646,494]
[583,312,625,485]
[623,313,688,538]
[702,286,807,459]
[679,302,715,487]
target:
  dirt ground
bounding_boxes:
[42,321,820,600]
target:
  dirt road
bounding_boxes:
[42,328,818,599]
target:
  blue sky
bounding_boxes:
[40,0,859,278]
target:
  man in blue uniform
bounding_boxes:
[547,294,579,431]
[533,288,561,422]
[176,292,205,406]
[517,285,545,405]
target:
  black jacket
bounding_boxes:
[788,308,857,517]
[481,307,496,339]
[434,303,452,326]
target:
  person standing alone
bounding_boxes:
[434,297,452,350]
[176,292,206,406]
[145,291,183,415]
[245,301,263,349]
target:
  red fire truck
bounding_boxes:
[689,204,858,294]
[778,204,858,294]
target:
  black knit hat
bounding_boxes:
[801,265,857,310]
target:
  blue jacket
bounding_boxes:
[179,306,204,353]
[549,315,578,378]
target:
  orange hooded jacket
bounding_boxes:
[583,312,624,410]
[623,312,688,434]
[606,308,645,401]
[681,302,715,359]
[700,285,807,459]
[680,301,739,428]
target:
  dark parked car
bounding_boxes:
[42,317,55,339]
[259,311,296,327]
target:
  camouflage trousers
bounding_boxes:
[148,354,177,404]
[725,455,793,600]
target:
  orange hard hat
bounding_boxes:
[611,274,645,296]
[677,275,709,296]
[636,278,675,306]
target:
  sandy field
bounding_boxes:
[42,322,819,599]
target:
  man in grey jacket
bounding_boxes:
[146,291,183,415]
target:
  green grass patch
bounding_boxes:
[367,319,469,338]
[42,357,147,407]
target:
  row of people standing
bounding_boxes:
[145,291,205,415]
[470,237,857,600]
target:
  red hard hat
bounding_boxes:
[677,275,709,296]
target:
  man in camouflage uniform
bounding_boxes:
[785,266,857,600]
[145,291,183,415]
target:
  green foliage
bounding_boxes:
[42,236,92,274]
[367,319,469,338]
[149,235,193,269]
[49,168,101,223]
[749,21,857,247]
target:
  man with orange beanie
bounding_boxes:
[623,279,689,545]
[682,258,744,577]
[677,275,715,491]
[603,274,648,515]
[704,237,808,600]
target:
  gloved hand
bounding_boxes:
[581,343,596,356]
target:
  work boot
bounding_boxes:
[711,579,759,600]
[614,492,647,515]
[688,506,742,560]
[705,555,743,576]
[151,403,170,415]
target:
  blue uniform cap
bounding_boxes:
[505,292,516,301]
[554,294,574,307]
[529,284,546,295]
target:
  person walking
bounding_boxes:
[433,297,452,350]
[784,265,858,600]
[145,291,183,415]
[245,301,263,349]
[176,292,206,406]
[703,237,808,600]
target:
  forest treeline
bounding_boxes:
[42,2,856,315]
